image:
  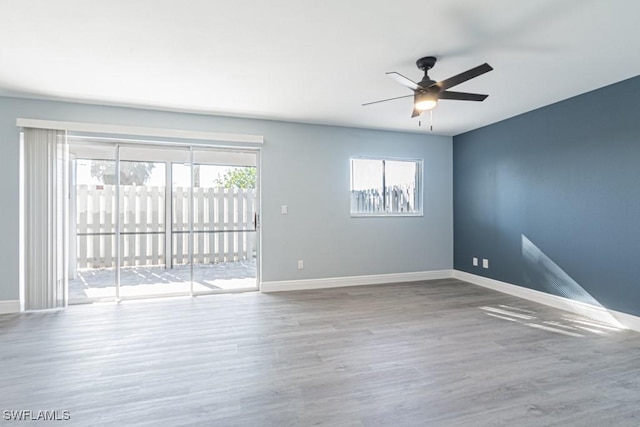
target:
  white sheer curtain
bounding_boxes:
[23,128,69,310]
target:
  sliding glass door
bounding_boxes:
[68,142,118,302]
[191,149,258,293]
[67,140,258,304]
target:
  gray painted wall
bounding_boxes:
[0,97,453,301]
[454,76,640,316]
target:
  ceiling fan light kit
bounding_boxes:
[414,92,438,111]
[363,56,493,119]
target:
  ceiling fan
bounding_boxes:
[363,56,493,118]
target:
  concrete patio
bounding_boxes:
[69,259,257,301]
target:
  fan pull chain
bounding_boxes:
[430,110,433,131]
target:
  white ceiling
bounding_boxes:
[1,0,639,136]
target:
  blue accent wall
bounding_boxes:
[454,76,640,316]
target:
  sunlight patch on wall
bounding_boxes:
[521,235,623,327]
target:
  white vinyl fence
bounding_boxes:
[76,185,256,269]
[351,186,418,214]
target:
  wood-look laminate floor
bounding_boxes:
[1,278,640,426]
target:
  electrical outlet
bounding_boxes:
[297,260,304,269]
[281,205,288,214]
[482,259,489,269]
[473,257,478,266]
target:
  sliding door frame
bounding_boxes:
[66,136,261,303]
[115,145,121,301]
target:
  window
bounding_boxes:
[350,157,422,216]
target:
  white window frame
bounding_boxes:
[350,156,424,217]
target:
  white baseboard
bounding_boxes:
[0,300,21,314]
[260,269,454,292]
[453,270,640,333]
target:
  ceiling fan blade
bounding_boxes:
[411,107,421,118]
[439,91,488,101]
[362,94,414,106]
[435,63,493,91]
[386,72,422,91]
